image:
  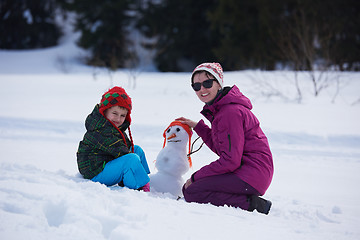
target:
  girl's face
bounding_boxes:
[104,106,128,128]
[192,72,222,104]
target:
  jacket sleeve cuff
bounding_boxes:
[191,172,196,182]
[193,119,204,132]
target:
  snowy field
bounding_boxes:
[1,35,360,240]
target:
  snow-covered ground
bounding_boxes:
[1,30,360,240]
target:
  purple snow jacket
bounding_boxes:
[193,85,273,195]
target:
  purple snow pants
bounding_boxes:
[182,173,260,210]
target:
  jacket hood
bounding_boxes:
[219,86,252,109]
[202,85,252,118]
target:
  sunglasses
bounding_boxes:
[191,79,216,91]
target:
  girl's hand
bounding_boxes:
[184,178,192,189]
[176,117,197,128]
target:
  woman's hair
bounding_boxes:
[191,70,215,84]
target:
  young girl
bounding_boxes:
[177,62,273,214]
[77,86,150,191]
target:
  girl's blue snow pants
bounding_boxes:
[92,145,150,189]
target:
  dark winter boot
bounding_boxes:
[248,195,272,215]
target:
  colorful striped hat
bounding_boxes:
[99,86,132,124]
[191,62,224,88]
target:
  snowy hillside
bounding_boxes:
[1,31,360,240]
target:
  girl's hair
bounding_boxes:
[103,105,128,114]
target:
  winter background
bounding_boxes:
[1,19,360,240]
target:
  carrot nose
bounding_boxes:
[167,133,176,140]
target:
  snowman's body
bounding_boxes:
[150,124,191,197]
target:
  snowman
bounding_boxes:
[150,120,193,197]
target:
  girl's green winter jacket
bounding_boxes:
[77,105,132,179]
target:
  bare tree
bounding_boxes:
[246,71,295,102]
[273,3,339,98]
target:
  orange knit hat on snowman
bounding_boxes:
[162,120,193,167]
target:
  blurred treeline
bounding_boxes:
[1,0,359,71]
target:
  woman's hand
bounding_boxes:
[176,117,197,128]
[184,178,192,189]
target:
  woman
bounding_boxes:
[177,62,273,214]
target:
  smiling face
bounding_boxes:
[104,105,128,128]
[192,71,222,104]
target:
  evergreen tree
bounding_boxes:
[208,0,278,70]
[209,0,359,71]
[0,0,62,49]
[136,0,219,72]
[265,0,360,71]
[65,0,135,70]
[324,0,360,70]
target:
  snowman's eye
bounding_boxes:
[176,128,180,132]
[167,128,171,133]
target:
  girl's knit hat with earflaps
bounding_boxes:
[99,86,134,152]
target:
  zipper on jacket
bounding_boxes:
[228,134,231,152]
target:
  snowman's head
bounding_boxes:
[165,125,188,143]
[162,121,193,167]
